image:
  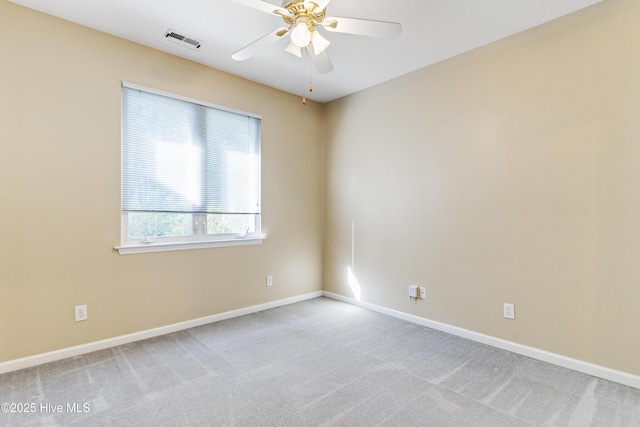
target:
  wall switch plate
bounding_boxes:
[75,305,87,322]
[266,275,273,287]
[419,287,426,299]
[503,303,515,320]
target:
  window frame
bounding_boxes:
[116,82,264,255]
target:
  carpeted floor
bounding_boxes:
[1,297,639,426]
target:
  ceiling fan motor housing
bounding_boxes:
[281,1,326,30]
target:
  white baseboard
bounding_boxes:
[323,291,640,390]
[0,291,323,375]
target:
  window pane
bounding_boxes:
[206,214,256,236]
[204,108,260,215]
[127,212,192,238]
[122,88,205,213]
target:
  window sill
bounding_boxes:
[115,237,264,255]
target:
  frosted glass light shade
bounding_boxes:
[285,40,302,57]
[291,22,311,47]
[311,31,330,55]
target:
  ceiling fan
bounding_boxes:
[230,0,402,75]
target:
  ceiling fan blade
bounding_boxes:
[230,0,289,16]
[232,27,290,61]
[313,0,333,11]
[306,46,333,74]
[322,17,402,38]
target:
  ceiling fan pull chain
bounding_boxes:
[301,46,306,104]
[309,51,313,93]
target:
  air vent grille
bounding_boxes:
[165,29,201,51]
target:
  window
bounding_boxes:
[118,82,262,254]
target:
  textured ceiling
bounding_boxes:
[9,0,601,103]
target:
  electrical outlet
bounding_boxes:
[408,285,418,298]
[75,305,87,322]
[503,303,515,320]
[266,275,273,287]
[419,287,426,299]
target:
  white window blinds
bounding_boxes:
[121,84,261,216]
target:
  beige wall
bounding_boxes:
[324,0,640,376]
[0,2,323,362]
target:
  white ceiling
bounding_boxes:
[10,0,601,103]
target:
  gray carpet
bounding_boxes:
[1,297,639,426]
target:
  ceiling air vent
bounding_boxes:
[165,29,201,51]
